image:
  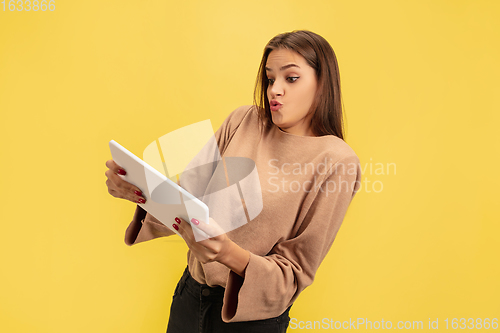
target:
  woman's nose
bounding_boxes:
[270,81,284,97]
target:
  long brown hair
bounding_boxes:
[254,30,345,140]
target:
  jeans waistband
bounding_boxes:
[178,266,225,300]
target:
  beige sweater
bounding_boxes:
[124,105,362,323]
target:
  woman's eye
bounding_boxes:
[268,77,298,85]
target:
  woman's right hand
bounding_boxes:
[105,159,146,204]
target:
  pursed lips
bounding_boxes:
[270,100,283,111]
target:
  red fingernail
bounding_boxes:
[137,198,146,204]
[175,217,181,224]
[191,218,199,225]
[134,190,143,196]
[118,169,126,175]
[172,224,179,231]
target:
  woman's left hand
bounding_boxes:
[173,217,250,277]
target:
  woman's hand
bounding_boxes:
[105,159,147,204]
[174,217,250,277]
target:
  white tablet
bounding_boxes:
[109,140,210,237]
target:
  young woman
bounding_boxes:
[105,30,361,333]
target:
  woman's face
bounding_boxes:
[266,48,318,136]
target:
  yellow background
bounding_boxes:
[1,0,499,332]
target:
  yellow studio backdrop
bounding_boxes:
[1,0,499,332]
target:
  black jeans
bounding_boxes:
[166,267,291,333]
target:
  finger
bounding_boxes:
[105,164,145,197]
[177,217,217,244]
[174,217,195,242]
[175,218,211,249]
[105,169,146,203]
[174,218,215,263]
[106,179,117,196]
[106,159,127,175]
[107,184,117,196]
[192,217,226,239]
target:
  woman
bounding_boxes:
[105,30,361,332]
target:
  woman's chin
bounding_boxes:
[271,114,284,127]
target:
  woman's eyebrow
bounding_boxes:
[265,63,300,72]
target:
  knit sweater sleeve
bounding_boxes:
[221,154,362,322]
